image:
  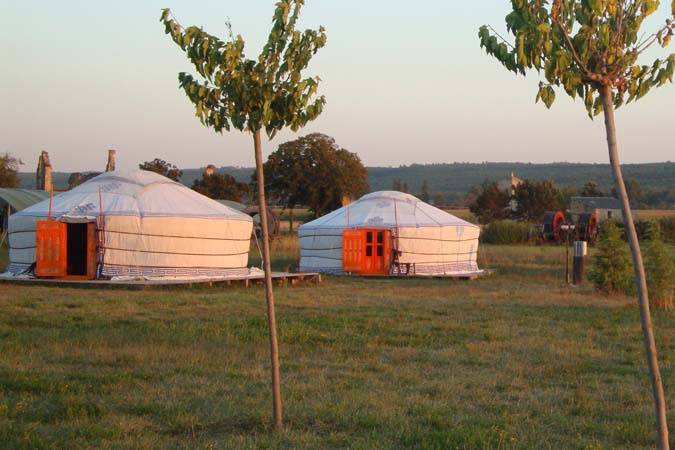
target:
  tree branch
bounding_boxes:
[636,22,675,55]
[550,2,603,83]
[487,25,516,50]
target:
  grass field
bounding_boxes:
[636,210,675,220]
[0,240,674,449]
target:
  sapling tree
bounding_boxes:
[644,222,674,309]
[160,0,326,429]
[479,1,674,447]
[589,220,635,293]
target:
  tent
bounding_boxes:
[7,170,253,279]
[299,191,481,276]
[0,188,51,237]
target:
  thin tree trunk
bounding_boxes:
[601,84,669,450]
[253,129,283,429]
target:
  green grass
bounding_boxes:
[0,240,674,449]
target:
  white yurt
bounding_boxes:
[299,191,481,276]
[7,170,253,279]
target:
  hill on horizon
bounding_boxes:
[18,161,675,207]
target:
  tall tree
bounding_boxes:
[392,178,402,191]
[139,158,183,181]
[261,133,368,220]
[161,1,326,428]
[0,153,22,188]
[580,181,604,197]
[68,172,100,189]
[480,2,674,446]
[513,179,561,221]
[419,179,431,203]
[469,180,511,224]
[192,172,249,201]
[613,178,646,207]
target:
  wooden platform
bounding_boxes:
[0,272,322,290]
[356,269,488,281]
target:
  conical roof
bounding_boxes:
[14,170,252,221]
[299,191,477,230]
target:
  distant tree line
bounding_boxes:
[5,152,673,210]
[466,175,668,225]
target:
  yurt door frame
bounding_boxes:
[35,220,98,279]
[342,228,391,275]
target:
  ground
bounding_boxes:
[0,241,674,449]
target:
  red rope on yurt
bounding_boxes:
[393,199,400,274]
[47,190,53,220]
[97,187,106,279]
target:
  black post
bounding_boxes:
[565,239,570,284]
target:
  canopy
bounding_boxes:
[0,188,50,213]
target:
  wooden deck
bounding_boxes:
[0,272,322,290]
[364,269,488,280]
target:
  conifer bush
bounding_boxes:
[658,217,675,244]
[644,222,675,310]
[589,221,635,295]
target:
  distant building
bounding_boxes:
[498,172,524,212]
[569,196,623,222]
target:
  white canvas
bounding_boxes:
[299,191,481,276]
[7,170,253,278]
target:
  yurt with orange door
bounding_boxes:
[5,170,253,279]
[298,191,481,276]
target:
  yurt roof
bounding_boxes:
[300,191,478,230]
[13,170,252,221]
[215,199,248,212]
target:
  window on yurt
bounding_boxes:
[366,231,373,257]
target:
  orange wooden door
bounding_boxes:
[362,229,391,275]
[342,229,363,273]
[86,222,97,279]
[35,220,67,278]
[343,229,391,275]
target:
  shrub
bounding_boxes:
[658,217,675,244]
[644,223,674,309]
[480,220,534,245]
[610,217,675,243]
[634,219,654,242]
[588,221,635,295]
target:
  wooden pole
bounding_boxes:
[601,84,669,449]
[565,236,570,284]
[253,129,283,429]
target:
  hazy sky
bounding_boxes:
[2,1,674,172]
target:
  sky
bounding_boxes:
[1,0,674,172]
